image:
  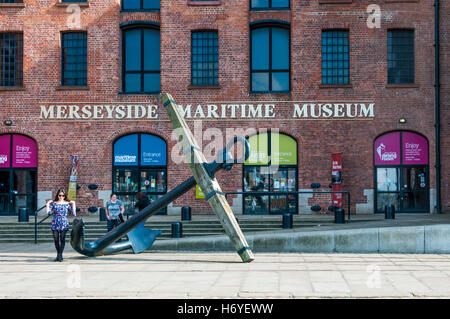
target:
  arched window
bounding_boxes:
[112,133,167,214]
[0,134,37,216]
[250,21,290,93]
[374,131,429,213]
[122,24,160,93]
[243,132,297,214]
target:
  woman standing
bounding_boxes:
[105,193,125,232]
[46,189,76,262]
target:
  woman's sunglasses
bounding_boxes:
[58,194,65,197]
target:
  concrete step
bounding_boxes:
[0,217,341,243]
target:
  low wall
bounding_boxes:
[150,224,450,254]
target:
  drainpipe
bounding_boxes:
[434,0,441,213]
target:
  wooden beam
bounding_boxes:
[161,93,254,263]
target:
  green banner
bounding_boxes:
[245,133,297,166]
[271,133,297,165]
[245,133,269,165]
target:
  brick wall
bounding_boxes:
[0,0,444,214]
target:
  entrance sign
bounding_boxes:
[374,132,401,165]
[0,135,10,168]
[12,135,37,168]
[140,134,166,166]
[114,134,138,166]
[271,133,297,165]
[245,133,269,165]
[374,131,428,166]
[402,132,428,165]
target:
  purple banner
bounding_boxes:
[12,135,37,168]
[0,135,10,168]
[374,132,401,165]
[402,132,428,165]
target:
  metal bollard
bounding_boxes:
[172,222,183,238]
[18,208,29,222]
[385,205,395,219]
[181,206,191,221]
[282,213,293,229]
[99,207,107,221]
[334,208,345,224]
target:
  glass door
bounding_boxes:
[12,169,37,215]
[0,169,37,215]
[243,166,269,214]
[270,167,297,214]
[401,166,428,212]
[376,167,400,213]
[0,170,12,215]
[243,166,297,214]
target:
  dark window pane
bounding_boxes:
[125,29,141,71]
[252,72,269,91]
[271,72,289,91]
[0,32,23,86]
[143,73,160,92]
[143,28,160,71]
[125,73,141,92]
[251,0,269,8]
[321,30,349,84]
[251,28,269,70]
[387,30,414,84]
[271,27,289,70]
[143,0,159,9]
[191,31,218,86]
[61,32,87,86]
[123,0,140,9]
[271,0,289,8]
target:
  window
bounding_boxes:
[321,30,349,85]
[0,134,37,216]
[191,31,218,86]
[243,132,298,215]
[251,24,290,92]
[250,0,289,10]
[122,26,160,93]
[388,30,414,84]
[113,133,167,215]
[0,32,23,87]
[61,32,87,86]
[122,0,159,10]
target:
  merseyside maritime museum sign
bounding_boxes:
[39,102,375,120]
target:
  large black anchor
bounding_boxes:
[70,136,250,257]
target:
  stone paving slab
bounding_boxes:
[0,243,449,298]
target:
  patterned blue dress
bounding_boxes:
[48,202,75,231]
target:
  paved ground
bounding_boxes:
[0,243,449,298]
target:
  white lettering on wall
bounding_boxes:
[39,102,375,120]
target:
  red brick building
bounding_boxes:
[0,0,447,217]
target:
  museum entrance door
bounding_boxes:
[374,130,429,214]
